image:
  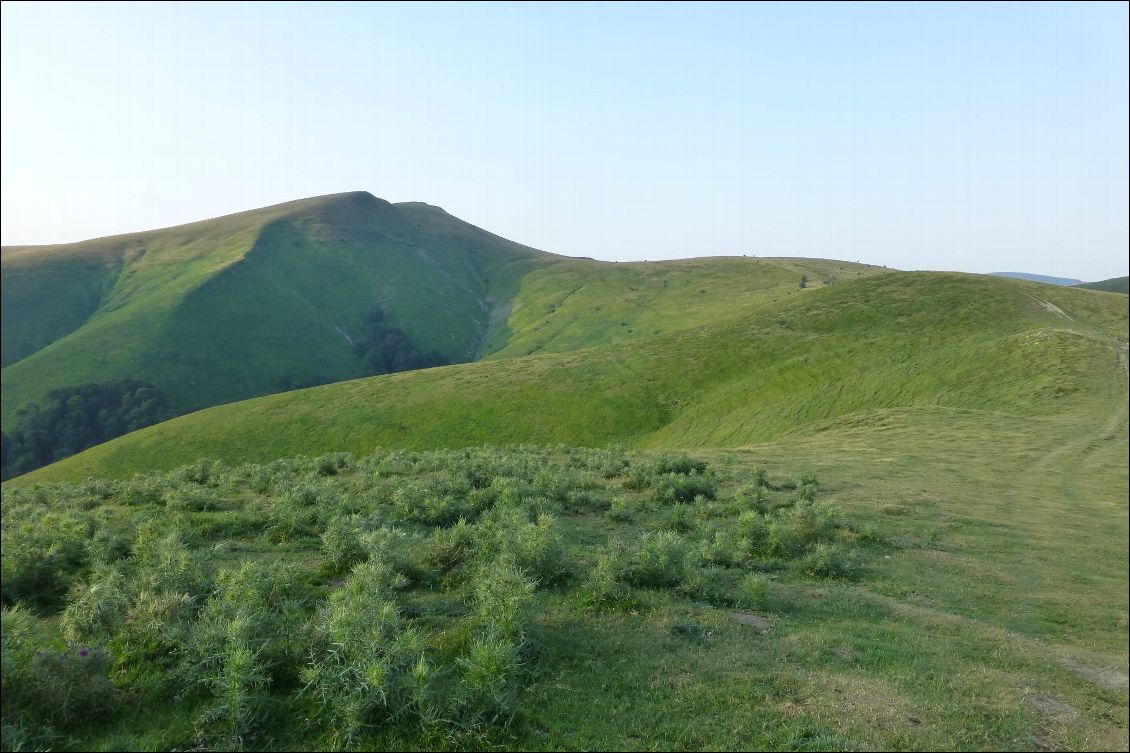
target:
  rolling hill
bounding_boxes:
[1,192,555,428]
[22,271,1126,483]
[4,235,1127,751]
[1076,276,1130,294]
[1,193,885,476]
[990,272,1084,286]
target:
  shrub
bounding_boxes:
[531,469,573,502]
[457,558,536,725]
[800,543,860,578]
[314,452,353,477]
[678,566,733,605]
[0,506,92,609]
[696,525,749,569]
[118,475,167,506]
[164,486,221,512]
[421,518,477,577]
[565,489,608,513]
[393,481,474,527]
[60,566,131,644]
[623,531,689,588]
[320,514,369,574]
[476,508,570,586]
[186,563,305,748]
[301,565,428,749]
[1,606,116,731]
[577,552,634,613]
[653,455,709,475]
[607,495,636,522]
[734,483,770,513]
[794,471,819,502]
[666,502,697,532]
[758,501,842,559]
[652,470,717,504]
[596,452,630,479]
[737,573,771,608]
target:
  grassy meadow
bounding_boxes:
[2,205,1126,750]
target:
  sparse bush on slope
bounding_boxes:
[0,445,872,750]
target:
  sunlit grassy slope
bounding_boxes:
[484,255,886,358]
[22,272,1126,483]
[2,193,884,433]
[6,269,1128,751]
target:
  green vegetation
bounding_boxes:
[2,200,1126,749]
[1076,276,1129,294]
[25,271,1124,482]
[1,192,555,431]
[1,381,172,480]
[352,304,449,376]
[3,194,884,476]
[2,447,877,750]
[484,255,884,360]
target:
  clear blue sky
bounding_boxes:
[2,2,1127,280]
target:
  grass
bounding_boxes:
[1076,277,1129,294]
[484,255,887,359]
[2,225,1126,750]
[2,446,871,750]
[20,271,1125,483]
[1,192,554,426]
[3,429,1126,751]
[2,193,887,434]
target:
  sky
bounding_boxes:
[1,2,1127,281]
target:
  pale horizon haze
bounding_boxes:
[2,2,1127,281]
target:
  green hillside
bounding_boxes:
[485,256,883,359]
[6,269,1127,751]
[1075,276,1130,294]
[23,272,1126,483]
[2,194,886,477]
[1,192,556,429]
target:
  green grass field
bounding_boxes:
[2,201,1127,750]
[22,272,1125,482]
[3,412,1126,750]
[2,193,884,476]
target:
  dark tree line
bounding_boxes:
[1,381,173,480]
[354,304,449,375]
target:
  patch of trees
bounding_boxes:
[1,381,172,480]
[354,304,449,375]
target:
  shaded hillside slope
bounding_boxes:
[1,192,555,428]
[23,272,1127,483]
[1075,276,1129,294]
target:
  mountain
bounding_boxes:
[1,193,885,476]
[1,192,554,426]
[990,272,1083,286]
[22,271,1126,483]
[1075,276,1129,294]
[5,218,1127,752]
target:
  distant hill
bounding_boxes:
[1,193,886,476]
[990,272,1083,286]
[22,271,1127,483]
[1075,276,1129,294]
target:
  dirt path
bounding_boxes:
[1026,294,1074,321]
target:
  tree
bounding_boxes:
[799,275,808,289]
